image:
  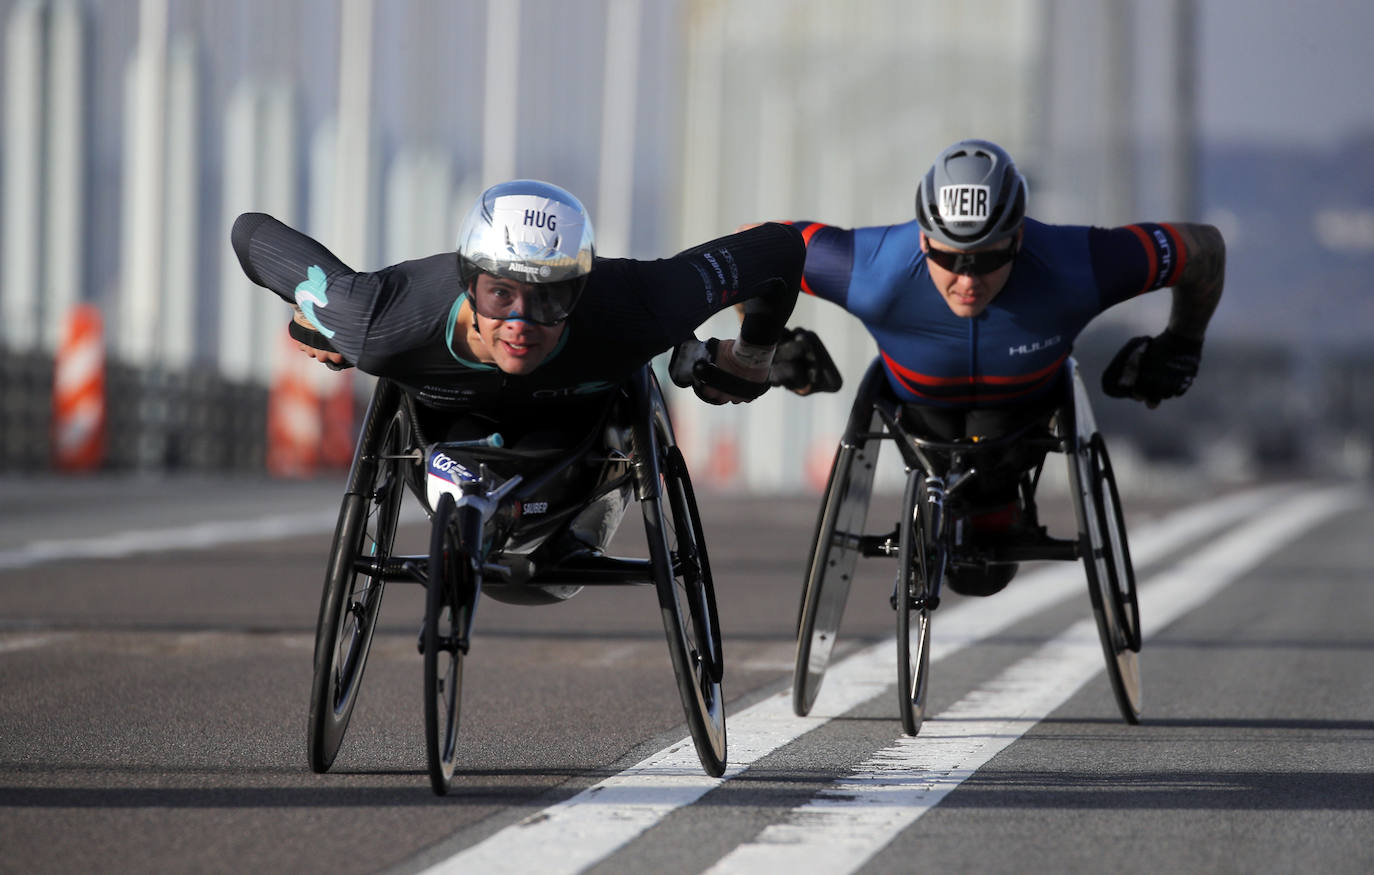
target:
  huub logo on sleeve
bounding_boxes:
[939,184,992,223]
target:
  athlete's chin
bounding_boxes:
[494,349,549,374]
[946,300,988,318]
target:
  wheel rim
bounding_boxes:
[648,395,726,775]
[793,419,880,717]
[897,470,933,736]
[663,450,724,739]
[1091,435,1142,652]
[425,499,467,794]
[1074,434,1143,722]
[330,420,404,713]
[667,447,722,680]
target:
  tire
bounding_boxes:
[896,469,936,736]
[424,493,472,796]
[1065,365,1142,724]
[792,409,882,717]
[640,373,726,777]
[307,389,408,773]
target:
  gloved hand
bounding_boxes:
[288,307,351,370]
[768,327,843,395]
[1102,329,1202,408]
[669,338,770,405]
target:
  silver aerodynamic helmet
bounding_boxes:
[915,139,1027,250]
[456,179,596,324]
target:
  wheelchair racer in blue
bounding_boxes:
[768,138,1226,596]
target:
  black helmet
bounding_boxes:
[915,139,1027,249]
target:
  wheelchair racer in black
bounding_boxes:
[233,178,801,422]
[232,179,803,550]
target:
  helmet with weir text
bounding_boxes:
[456,179,596,324]
[915,139,1027,250]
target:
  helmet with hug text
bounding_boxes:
[456,179,596,324]
[915,139,1027,250]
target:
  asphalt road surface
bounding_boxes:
[1,471,1371,874]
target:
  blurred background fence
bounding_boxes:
[1,0,1371,491]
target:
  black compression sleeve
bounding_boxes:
[230,212,355,305]
[230,213,275,288]
[676,221,803,346]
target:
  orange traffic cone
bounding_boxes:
[266,332,322,477]
[52,304,107,471]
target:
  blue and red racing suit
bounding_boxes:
[791,216,1188,409]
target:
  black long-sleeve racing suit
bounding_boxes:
[231,214,803,441]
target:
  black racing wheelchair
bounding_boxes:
[305,366,724,794]
[793,356,1142,735]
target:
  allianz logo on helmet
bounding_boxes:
[504,260,554,278]
[939,184,991,222]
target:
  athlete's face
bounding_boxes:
[470,274,568,374]
[921,231,1020,318]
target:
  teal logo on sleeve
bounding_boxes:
[294,265,336,338]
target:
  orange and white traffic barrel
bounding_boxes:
[266,332,322,477]
[806,437,840,493]
[319,370,356,470]
[52,304,107,472]
[704,430,739,489]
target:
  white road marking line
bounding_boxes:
[420,484,1305,875]
[706,486,1361,875]
[0,505,428,570]
[0,633,68,654]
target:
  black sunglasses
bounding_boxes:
[924,243,1018,276]
[470,278,583,326]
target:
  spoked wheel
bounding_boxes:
[641,373,726,776]
[896,469,938,736]
[424,493,473,796]
[308,385,409,773]
[793,365,888,716]
[1065,364,1142,723]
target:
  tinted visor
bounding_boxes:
[924,244,1017,276]
[471,277,583,325]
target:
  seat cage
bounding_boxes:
[362,368,669,596]
[845,356,1085,568]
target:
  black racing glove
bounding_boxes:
[1102,329,1202,406]
[288,317,352,370]
[768,327,843,395]
[668,338,770,405]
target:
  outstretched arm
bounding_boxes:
[231,212,371,365]
[661,221,804,403]
[231,212,455,373]
[1102,221,1227,407]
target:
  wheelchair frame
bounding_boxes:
[305,367,725,794]
[793,356,1143,736]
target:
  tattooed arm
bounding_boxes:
[1165,222,1226,341]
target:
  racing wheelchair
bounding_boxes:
[305,367,724,795]
[793,356,1142,736]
